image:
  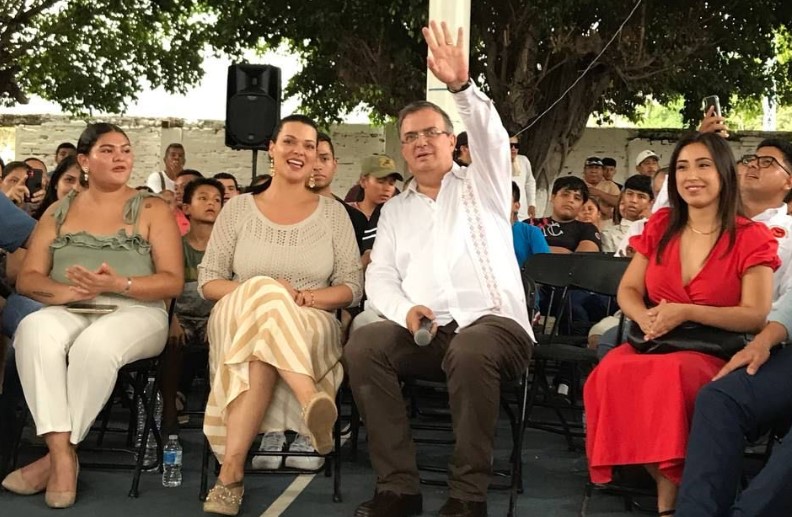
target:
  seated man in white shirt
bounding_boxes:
[344,22,534,517]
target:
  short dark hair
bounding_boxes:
[213,172,239,189]
[623,174,654,200]
[56,142,76,153]
[551,176,590,203]
[77,123,128,155]
[602,157,617,167]
[182,178,225,206]
[177,169,203,179]
[397,100,454,136]
[511,181,520,203]
[317,132,335,157]
[455,131,468,150]
[2,161,30,179]
[164,143,185,156]
[757,138,792,171]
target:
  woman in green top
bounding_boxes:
[1,123,183,509]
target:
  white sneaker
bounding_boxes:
[251,432,286,469]
[284,434,325,470]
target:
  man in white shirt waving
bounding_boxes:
[344,21,534,517]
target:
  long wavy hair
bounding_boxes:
[655,132,742,263]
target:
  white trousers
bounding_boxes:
[14,299,168,444]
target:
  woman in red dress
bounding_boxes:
[584,132,780,515]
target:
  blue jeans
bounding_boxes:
[676,346,792,516]
[2,293,43,338]
[597,326,621,360]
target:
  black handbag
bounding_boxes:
[626,320,748,360]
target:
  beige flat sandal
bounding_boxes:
[203,481,244,516]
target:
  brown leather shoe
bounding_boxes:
[438,498,487,517]
[354,491,422,517]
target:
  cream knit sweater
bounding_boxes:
[198,193,363,306]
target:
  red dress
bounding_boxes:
[584,208,780,485]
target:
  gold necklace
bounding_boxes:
[687,222,720,235]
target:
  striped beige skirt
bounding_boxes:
[203,276,343,462]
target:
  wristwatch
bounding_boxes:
[447,78,473,94]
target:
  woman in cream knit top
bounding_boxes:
[197,114,363,515]
[198,193,362,301]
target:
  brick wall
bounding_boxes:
[0,115,389,199]
[2,115,790,215]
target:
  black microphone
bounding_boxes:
[414,317,434,347]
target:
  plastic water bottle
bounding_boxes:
[162,435,183,487]
[135,376,162,469]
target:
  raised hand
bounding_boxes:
[422,20,469,91]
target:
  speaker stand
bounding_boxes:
[251,149,258,179]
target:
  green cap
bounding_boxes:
[360,154,404,181]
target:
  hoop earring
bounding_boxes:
[308,173,316,189]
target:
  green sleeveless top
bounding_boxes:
[50,190,156,286]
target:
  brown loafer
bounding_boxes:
[354,491,422,517]
[438,497,487,517]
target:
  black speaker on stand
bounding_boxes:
[225,64,282,179]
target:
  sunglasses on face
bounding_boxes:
[509,143,519,149]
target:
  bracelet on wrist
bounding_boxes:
[308,290,315,308]
[447,78,472,94]
[121,277,132,295]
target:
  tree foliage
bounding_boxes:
[0,0,216,113]
[204,0,792,187]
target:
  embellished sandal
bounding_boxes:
[301,392,337,455]
[203,481,244,516]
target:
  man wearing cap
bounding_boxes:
[635,149,660,177]
[582,156,620,219]
[350,155,404,259]
[602,157,622,190]
[453,131,470,166]
[601,174,653,254]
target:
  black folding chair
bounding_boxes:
[523,253,630,450]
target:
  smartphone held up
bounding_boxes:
[702,95,721,118]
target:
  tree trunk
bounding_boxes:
[511,60,612,194]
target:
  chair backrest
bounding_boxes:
[568,254,631,297]
[522,253,579,288]
[522,253,587,335]
[520,269,538,320]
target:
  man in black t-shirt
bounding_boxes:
[528,176,601,253]
[310,132,368,254]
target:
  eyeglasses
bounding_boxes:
[401,127,450,145]
[739,154,792,176]
[509,143,519,149]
